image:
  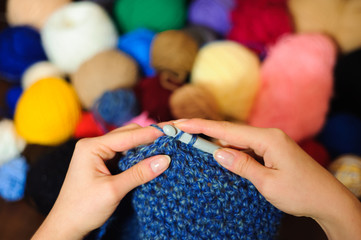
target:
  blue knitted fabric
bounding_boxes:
[119,134,283,239]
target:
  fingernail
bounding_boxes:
[173,119,188,124]
[214,149,235,168]
[151,155,171,173]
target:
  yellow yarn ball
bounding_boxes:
[14,77,81,146]
[191,41,260,121]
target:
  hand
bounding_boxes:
[32,124,171,240]
[175,119,361,240]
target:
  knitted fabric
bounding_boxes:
[119,129,283,239]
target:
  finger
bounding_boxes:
[214,148,271,187]
[108,123,141,134]
[113,155,171,197]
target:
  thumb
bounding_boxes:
[113,155,171,197]
[213,148,268,187]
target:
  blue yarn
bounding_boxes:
[6,86,23,118]
[118,134,283,239]
[318,113,361,158]
[0,156,29,202]
[93,89,140,127]
[0,26,47,83]
[117,28,156,77]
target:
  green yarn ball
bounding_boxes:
[113,0,186,33]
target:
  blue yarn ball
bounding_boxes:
[93,89,140,127]
[318,113,361,158]
[118,135,283,239]
[6,86,23,118]
[118,28,156,77]
[0,26,47,83]
[0,156,29,202]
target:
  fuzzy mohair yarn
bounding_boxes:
[41,1,118,73]
[289,0,361,53]
[71,49,138,110]
[170,84,224,121]
[188,0,235,36]
[248,34,336,142]
[0,119,26,166]
[0,156,28,202]
[6,0,71,29]
[0,26,47,83]
[118,28,156,77]
[151,30,199,91]
[14,77,81,146]
[118,133,283,239]
[22,61,65,89]
[113,0,187,33]
[191,41,260,122]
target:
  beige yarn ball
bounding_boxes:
[191,41,260,121]
[6,0,71,29]
[71,49,139,109]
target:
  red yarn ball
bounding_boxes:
[74,111,105,138]
[299,139,331,168]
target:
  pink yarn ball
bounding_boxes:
[248,34,336,142]
[123,111,156,127]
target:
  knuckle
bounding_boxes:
[130,165,147,184]
[234,153,253,176]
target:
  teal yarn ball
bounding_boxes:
[113,0,187,33]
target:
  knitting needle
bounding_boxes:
[163,124,220,154]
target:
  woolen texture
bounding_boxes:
[249,34,336,142]
[119,134,283,239]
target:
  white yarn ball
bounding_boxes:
[41,1,118,73]
[0,119,26,166]
[22,61,65,89]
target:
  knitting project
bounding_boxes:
[118,129,283,240]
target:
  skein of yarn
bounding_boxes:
[113,0,187,33]
[248,34,336,142]
[0,119,26,166]
[188,0,235,36]
[0,26,47,83]
[288,0,361,53]
[6,0,71,29]
[41,1,118,73]
[14,77,81,146]
[5,86,22,117]
[151,30,199,91]
[71,49,138,110]
[191,41,260,122]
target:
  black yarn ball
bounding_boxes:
[331,48,361,118]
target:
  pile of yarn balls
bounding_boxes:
[0,0,361,233]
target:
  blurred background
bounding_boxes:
[1,0,361,239]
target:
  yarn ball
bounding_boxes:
[288,0,361,53]
[0,78,13,119]
[21,61,65,89]
[331,48,361,119]
[123,111,156,127]
[118,134,283,239]
[92,89,140,127]
[183,25,220,47]
[83,0,115,12]
[22,144,55,166]
[74,111,105,139]
[134,76,173,122]
[0,156,28,202]
[25,139,76,215]
[41,1,118,73]
[170,84,224,121]
[227,0,293,51]
[188,0,235,36]
[118,28,156,77]
[71,49,138,109]
[299,139,330,168]
[5,86,22,117]
[113,0,187,33]
[248,34,336,142]
[6,0,71,29]
[151,30,199,91]
[329,155,361,198]
[0,119,26,166]
[317,113,361,158]
[191,41,260,122]
[14,77,81,146]
[0,26,47,83]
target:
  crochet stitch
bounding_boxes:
[118,130,283,239]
